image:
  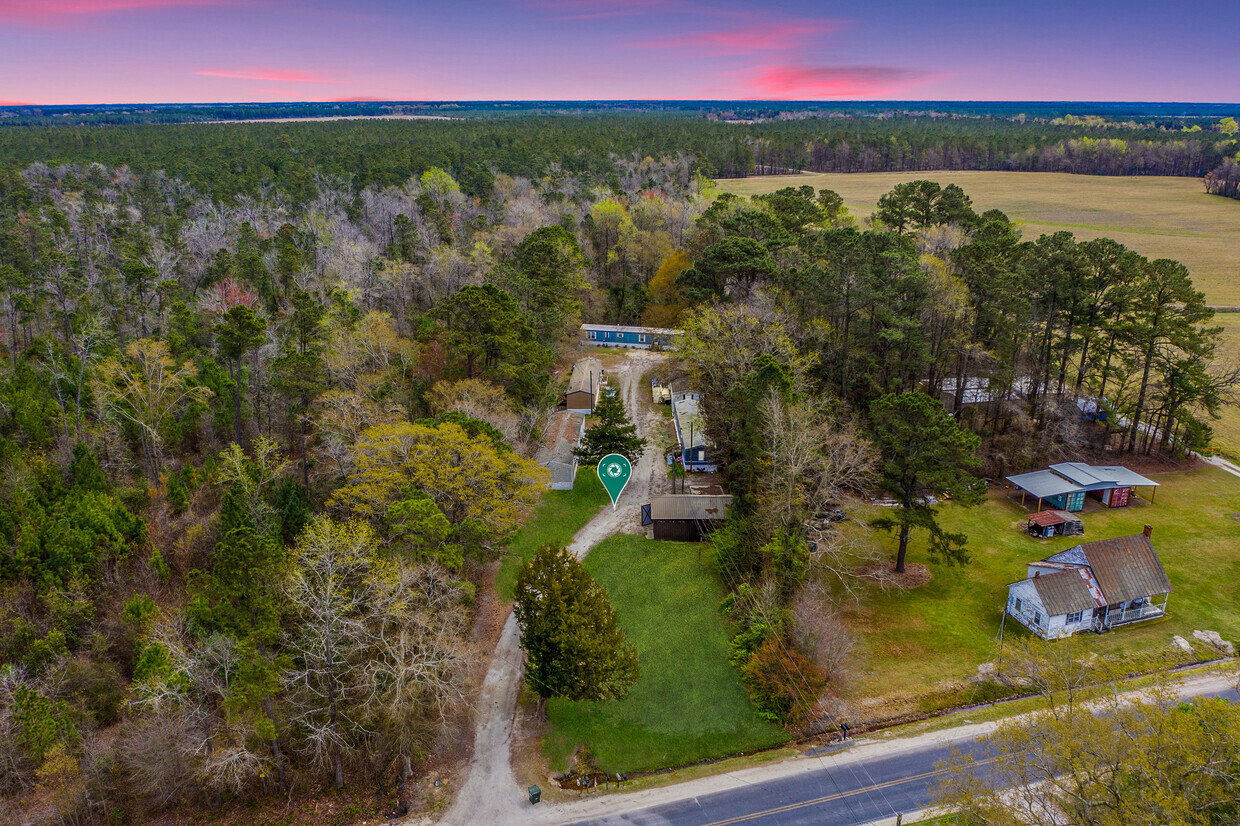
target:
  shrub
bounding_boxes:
[740,637,827,726]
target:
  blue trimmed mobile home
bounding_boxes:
[581,324,682,350]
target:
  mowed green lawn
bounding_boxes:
[542,535,786,773]
[496,469,609,601]
[841,466,1240,710]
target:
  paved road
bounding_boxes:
[564,740,991,826]
[558,685,1240,826]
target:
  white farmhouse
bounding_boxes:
[1006,526,1171,640]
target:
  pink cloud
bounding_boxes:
[195,68,337,83]
[633,19,842,54]
[256,88,294,95]
[0,100,32,105]
[740,65,933,98]
[328,96,388,102]
[0,0,225,24]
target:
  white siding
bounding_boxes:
[1007,580,1049,639]
[1008,580,1096,640]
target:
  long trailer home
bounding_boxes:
[581,324,681,350]
[564,357,602,413]
[1005,526,1171,640]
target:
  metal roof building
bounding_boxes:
[1006,462,1159,512]
[565,358,602,413]
[1006,526,1171,639]
[642,494,732,541]
[581,324,682,350]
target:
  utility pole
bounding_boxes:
[997,608,1007,674]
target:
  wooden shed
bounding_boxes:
[642,494,732,541]
[1025,509,1084,538]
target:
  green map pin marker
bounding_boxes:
[597,453,633,510]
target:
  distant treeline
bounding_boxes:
[3,99,1237,127]
[0,114,1236,203]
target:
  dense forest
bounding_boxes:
[0,112,1237,203]
[0,110,1235,822]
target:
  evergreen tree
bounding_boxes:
[869,392,984,573]
[573,390,645,464]
[513,545,639,718]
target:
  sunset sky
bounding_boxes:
[1,0,1238,105]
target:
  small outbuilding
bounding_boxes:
[1005,525,1171,640]
[565,358,603,413]
[1006,462,1159,512]
[641,494,732,541]
[670,387,715,471]
[1025,509,1084,538]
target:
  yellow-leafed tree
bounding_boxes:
[642,249,691,328]
[329,421,548,547]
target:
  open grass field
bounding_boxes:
[718,171,1240,458]
[495,468,608,601]
[840,465,1240,715]
[717,171,1240,305]
[542,534,786,773]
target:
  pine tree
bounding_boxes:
[513,545,639,718]
[869,392,984,573]
[573,390,645,464]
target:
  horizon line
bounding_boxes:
[3,98,1240,108]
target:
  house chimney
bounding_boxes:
[1034,570,1040,577]
[1143,524,1153,538]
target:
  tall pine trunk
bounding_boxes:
[895,522,910,574]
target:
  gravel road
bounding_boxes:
[440,350,670,825]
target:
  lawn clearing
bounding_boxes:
[495,469,609,601]
[839,465,1240,717]
[542,534,786,773]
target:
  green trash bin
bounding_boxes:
[528,785,542,805]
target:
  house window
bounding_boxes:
[1066,610,1083,624]
[1013,598,1022,613]
[588,331,597,340]
[605,331,611,339]
[1033,611,1043,627]
[638,333,648,343]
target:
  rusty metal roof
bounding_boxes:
[1078,533,1172,604]
[1031,569,1101,616]
[1026,510,1081,527]
[649,494,732,521]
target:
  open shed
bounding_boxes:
[1006,462,1159,511]
[1025,509,1084,538]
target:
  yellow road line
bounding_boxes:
[698,756,1000,826]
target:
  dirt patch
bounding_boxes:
[856,561,933,589]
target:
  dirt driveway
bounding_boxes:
[439,350,670,825]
